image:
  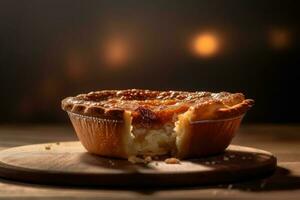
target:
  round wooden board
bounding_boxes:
[0,142,276,186]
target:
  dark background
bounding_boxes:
[0,0,299,124]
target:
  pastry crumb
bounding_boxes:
[128,156,146,164]
[56,142,60,145]
[164,157,180,164]
[144,156,152,163]
[204,161,216,165]
[108,160,115,166]
[45,146,51,150]
[223,156,229,161]
[128,156,153,164]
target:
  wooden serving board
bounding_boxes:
[0,142,276,186]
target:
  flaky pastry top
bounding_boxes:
[62,89,254,125]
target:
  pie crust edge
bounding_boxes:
[62,90,254,159]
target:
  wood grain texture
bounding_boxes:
[0,125,299,199]
[0,142,276,186]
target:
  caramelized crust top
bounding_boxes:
[62,89,254,125]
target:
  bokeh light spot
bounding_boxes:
[268,28,291,50]
[104,39,129,69]
[193,33,220,57]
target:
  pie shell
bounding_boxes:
[62,89,254,159]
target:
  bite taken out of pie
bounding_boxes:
[61,89,254,159]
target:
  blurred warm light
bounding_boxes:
[193,32,220,57]
[104,38,129,68]
[268,28,291,50]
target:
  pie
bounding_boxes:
[61,89,254,159]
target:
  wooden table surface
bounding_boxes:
[0,124,299,199]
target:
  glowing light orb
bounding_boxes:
[269,29,291,50]
[193,33,220,57]
[104,39,128,68]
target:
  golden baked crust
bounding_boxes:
[62,89,254,123]
[62,89,254,159]
[68,111,132,158]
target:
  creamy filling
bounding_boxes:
[124,108,186,157]
[131,123,177,156]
